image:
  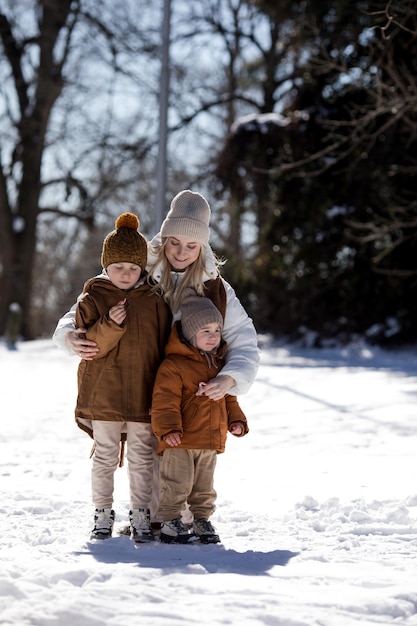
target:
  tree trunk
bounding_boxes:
[0,0,72,338]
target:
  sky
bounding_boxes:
[1,336,417,625]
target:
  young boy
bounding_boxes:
[151,288,249,544]
[74,213,171,542]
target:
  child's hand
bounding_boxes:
[164,432,182,447]
[229,422,244,436]
[109,299,127,325]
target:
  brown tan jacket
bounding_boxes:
[151,322,249,454]
[75,275,171,438]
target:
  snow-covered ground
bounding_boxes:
[1,337,417,625]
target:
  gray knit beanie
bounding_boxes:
[181,288,223,343]
[160,190,211,244]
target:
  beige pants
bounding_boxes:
[91,421,160,521]
[158,448,217,521]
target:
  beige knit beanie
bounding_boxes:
[181,288,223,343]
[101,213,147,269]
[160,190,211,244]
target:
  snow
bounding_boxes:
[1,337,417,626]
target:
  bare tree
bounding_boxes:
[0,0,161,338]
[0,1,75,338]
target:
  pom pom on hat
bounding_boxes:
[101,212,147,269]
[181,288,223,343]
[160,190,211,244]
[115,213,139,230]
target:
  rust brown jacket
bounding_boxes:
[75,274,171,438]
[151,322,249,454]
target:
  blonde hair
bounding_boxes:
[148,239,223,314]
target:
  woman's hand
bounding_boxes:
[195,374,236,401]
[65,327,99,360]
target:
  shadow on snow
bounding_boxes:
[75,538,298,575]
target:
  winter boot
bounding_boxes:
[90,508,115,540]
[193,518,220,544]
[129,508,154,543]
[160,518,198,544]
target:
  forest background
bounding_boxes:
[1,0,416,348]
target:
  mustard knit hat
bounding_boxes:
[160,190,211,244]
[181,288,223,343]
[101,213,147,269]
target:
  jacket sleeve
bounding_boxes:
[52,300,78,354]
[225,394,249,435]
[52,272,107,354]
[151,359,184,440]
[220,278,260,396]
[76,295,125,358]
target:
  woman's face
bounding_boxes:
[164,236,202,271]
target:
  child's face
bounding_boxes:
[164,236,201,271]
[194,322,222,352]
[107,262,142,289]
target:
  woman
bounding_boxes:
[53,190,260,400]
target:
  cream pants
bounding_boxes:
[158,448,217,521]
[91,421,160,521]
